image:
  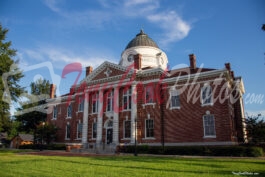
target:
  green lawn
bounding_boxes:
[0,151,264,177]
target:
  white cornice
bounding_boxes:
[137,67,170,77]
[162,69,228,84]
[234,77,245,94]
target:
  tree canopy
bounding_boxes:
[0,24,24,133]
[246,114,265,144]
[16,78,50,135]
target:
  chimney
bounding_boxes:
[134,54,142,70]
[189,54,196,69]
[225,63,231,71]
[86,66,93,76]
[49,84,56,99]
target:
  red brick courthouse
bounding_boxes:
[47,30,247,152]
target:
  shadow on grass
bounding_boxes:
[44,157,237,176]
[4,154,265,176]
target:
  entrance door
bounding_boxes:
[106,128,113,144]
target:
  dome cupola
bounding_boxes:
[125,29,159,50]
[120,30,168,70]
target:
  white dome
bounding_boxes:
[119,30,168,70]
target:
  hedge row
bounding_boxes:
[18,144,66,150]
[118,145,264,157]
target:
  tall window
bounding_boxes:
[145,85,154,103]
[123,88,131,110]
[106,90,114,112]
[78,96,84,112]
[77,122,82,139]
[145,119,154,138]
[201,85,213,105]
[203,114,216,137]
[171,90,180,108]
[53,106,57,119]
[67,103,72,118]
[92,122,97,139]
[124,120,131,139]
[92,93,99,113]
[66,123,71,139]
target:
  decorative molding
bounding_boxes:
[104,67,112,77]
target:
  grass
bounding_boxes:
[0,150,264,177]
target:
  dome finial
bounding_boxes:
[137,29,146,36]
[140,28,144,34]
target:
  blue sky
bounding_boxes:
[0,0,264,117]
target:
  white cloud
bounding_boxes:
[22,46,117,69]
[124,0,156,7]
[147,11,191,45]
[43,0,112,29]
[42,0,192,45]
[123,0,159,17]
[43,0,61,13]
[24,49,45,61]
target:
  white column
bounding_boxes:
[113,87,119,144]
[82,92,89,147]
[130,84,137,143]
[96,89,103,144]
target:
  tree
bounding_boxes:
[0,24,24,133]
[35,123,58,145]
[245,114,265,144]
[15,78,50,143]
[30,78,50,97]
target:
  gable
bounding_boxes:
[92,66,126,81]
[82,61,131,83]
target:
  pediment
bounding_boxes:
[81,61,132,84]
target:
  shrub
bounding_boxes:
[19,144,66,150]
[118,145,264,157]
[47,144,66,150]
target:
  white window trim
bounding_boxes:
[145,119,154,139]
[67,104,72,118]
[142,103,156,109]
[52,105,57,119]
[203,114,216,138]
[170,89,180,109]
[123,88,132,111]
[92,93,99,114]
[78,96,84,112]
[76,121,82,140]
[65,123,71,140]
[106,90,114,112]
[145,85,154,104]
[201,85,213,106]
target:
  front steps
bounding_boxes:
[70,143,117,154]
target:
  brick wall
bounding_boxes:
[47,68,242,145]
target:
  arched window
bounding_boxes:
[203,114,216,137]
